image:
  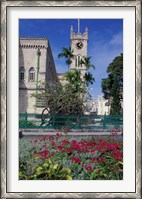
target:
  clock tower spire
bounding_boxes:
[78,19,80,33]
[70,20,88,77]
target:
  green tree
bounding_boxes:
[33,80,89,126]
[84,72,95,86]
[110,80,122,115]
[79,56,95,70]
[58,48,95,87]
[58,47,74,69]
[79,56,95,86]
[33,47,95,125]
[101,53,123,115]
[64,69,84,92]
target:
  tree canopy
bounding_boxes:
[58,47,74,69]
[101,53,123,115]
[32,80,92,126]
[58,47,95,87]
[33,46,95,125]
[79,56,95,70]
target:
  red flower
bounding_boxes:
[111,150,122,161]
[71,140,77,144]
[33,139,38,143]
[40,135,47,141]
[62,139,69,145]
[110,167,114,171]
[51,142,56,146]
[92,158,99,163]
[57,145,63,151]
[36,149,50,159]
[97,169,101,175]
[71,156,81,163]
[56,133,62,137]
[42,144,47,148]
[85,164,94,172]
[49,136,54,140]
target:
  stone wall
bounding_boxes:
[19,38,58,114]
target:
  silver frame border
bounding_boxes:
[1,0,141,198]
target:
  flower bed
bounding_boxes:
[19,134,123,180]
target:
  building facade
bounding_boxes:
[19,23,89,114]
[97,95,110,115]
[19,38,58,114]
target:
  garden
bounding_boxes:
[19,133,123,180]
[19,28,123,181]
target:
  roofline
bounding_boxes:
[20,37,48,40]
[57,73,65,75]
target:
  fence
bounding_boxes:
[19,113,123,131]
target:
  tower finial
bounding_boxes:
[70,25,73,31]
[78,19,80,33]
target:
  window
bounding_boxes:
[29,67,35,81]
[75,55,82,67]
[75,57,77,67]
[20,67,25,80]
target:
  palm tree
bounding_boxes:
[79,56,95,70]
[65,69,84,92]
[84,72,95,86]
[79,56,95,86]
[58,47,74,70]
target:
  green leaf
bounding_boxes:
[36,166,43,172]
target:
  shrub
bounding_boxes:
[19,135,123,180]
[19,158,72,180]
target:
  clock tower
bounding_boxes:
[70,20,88,77]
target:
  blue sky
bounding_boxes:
[19,19,123,99]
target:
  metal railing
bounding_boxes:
[19,113,123,130]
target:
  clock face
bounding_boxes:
[76,41,84,49]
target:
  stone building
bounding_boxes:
[97,95,110,115]
[19,21,89,114]
[70,25,88,77]
[19,38,58,114]
[90,99,98,114]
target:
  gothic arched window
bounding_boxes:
[29,67,35,81]
[75,55,82,67]
[20,67,25,80]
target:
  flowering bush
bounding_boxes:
[19,158,72,180]
[19,134,123,180]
